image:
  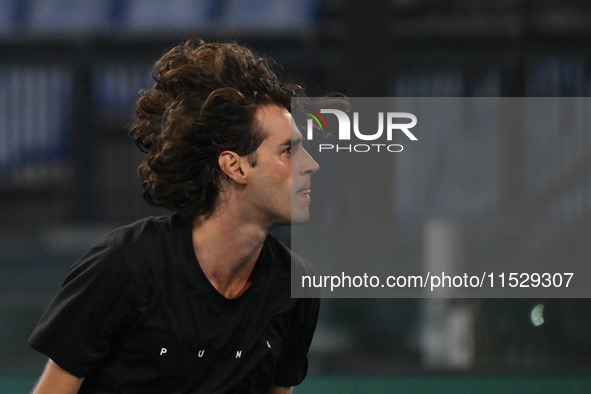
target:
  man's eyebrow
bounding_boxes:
[281,138,301,147]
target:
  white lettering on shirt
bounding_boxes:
[160,348,167,356]
[235,350,242,359]
[266,341,271,349]
[198,350,205,358]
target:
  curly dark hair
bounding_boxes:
[129,39,303,218]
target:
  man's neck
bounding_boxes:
[191,209,269,299]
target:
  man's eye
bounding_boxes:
[284,147,292,155]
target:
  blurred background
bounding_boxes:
[1,0,591,392]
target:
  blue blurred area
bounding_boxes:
[0,0,320,179]
[0,0,319,35]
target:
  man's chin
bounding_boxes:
[270,207,311,227]
[289,210,311,225]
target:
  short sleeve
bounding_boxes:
[29,242,138,378]
[273,297,320,387]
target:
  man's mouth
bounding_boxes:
[297,185,311,199]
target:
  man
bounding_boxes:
[29,39,320,393]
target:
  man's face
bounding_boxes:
[244,104,319,227]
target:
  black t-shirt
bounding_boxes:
[29,215,319,393]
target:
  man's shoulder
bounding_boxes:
[69,215,188,278]
[104,215,183,247]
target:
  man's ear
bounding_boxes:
[218,151,248,184]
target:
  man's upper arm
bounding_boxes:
[267,386,292,394]
[32,359,84,394]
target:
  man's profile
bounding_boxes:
[29,39,320,393]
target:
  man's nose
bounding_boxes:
[300,148,319,175]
